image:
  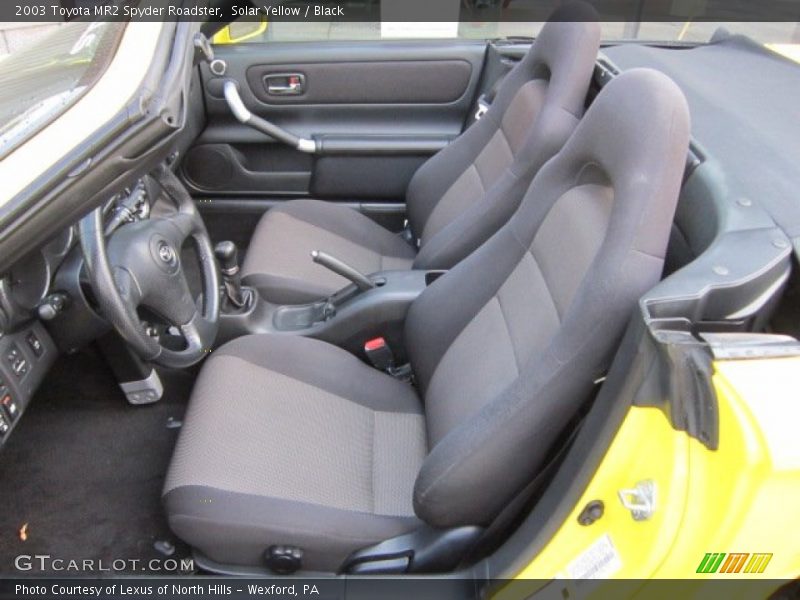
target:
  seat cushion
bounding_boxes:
[241,200,416,304]
[163,335,426,572]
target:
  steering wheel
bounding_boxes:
[79,167,220,368]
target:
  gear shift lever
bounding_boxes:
[214,241,246,309]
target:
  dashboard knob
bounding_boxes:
[37,293,68,321]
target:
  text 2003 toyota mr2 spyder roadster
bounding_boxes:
[0,2,798,597]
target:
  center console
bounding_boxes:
[216,262,446,360]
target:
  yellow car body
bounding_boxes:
[500,352,800,596]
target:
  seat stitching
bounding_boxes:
[416,252,633,507]
[494,294,521,374]
[415,344,592,508]
[475,131,513,190]
[528,246,563,322]
[212,354,418,416]
[633,247,665,260]
[281,212,387,261]
[169,509,417,541]
[471,162,488,194]
[213,350,423,415]
[273,205,347,235]
[420,165,486,244]
[556,100,583,123]
[271,210,410,262]
[497,120,518,158]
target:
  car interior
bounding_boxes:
[0,6,798,583]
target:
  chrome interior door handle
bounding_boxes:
[265,73,305,96]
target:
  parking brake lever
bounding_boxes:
[311,251,375,292]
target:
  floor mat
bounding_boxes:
[0,347,192,575]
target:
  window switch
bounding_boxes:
[26,332,44,358]
[12,359,27,379]
[0,413,9,436]
[5,345,21,365]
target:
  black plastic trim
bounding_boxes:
[341,526,484,574]
[316,134,453,156]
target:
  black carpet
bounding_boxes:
[0,347,192,575]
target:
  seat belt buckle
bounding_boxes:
[475,94,490,120]
[364,337,394,371]
[399,220,416,247]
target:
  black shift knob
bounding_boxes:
[214,241,246,309]
[214,241,239,275]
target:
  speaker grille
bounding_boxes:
[183,145,234,190]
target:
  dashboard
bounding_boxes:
[0,177,163,448]
[0,179,154,332]
[0,228,77,328]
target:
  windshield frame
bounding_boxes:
[0,21,127,160]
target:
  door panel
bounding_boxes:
[245,59,474,105]
[182,40,487,204]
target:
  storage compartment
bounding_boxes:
[311,155,428,200]
[181,143,311,195]
[425,270,447,286]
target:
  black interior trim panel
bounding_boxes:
[246,60,473,105]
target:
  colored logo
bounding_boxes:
[696,553,772,574]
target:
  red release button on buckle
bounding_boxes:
[364,337,387,352]
[363,337,394,371]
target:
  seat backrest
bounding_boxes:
[407,6,601,271]
[405,68,691,528]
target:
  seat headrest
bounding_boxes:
[562,67,691,183]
